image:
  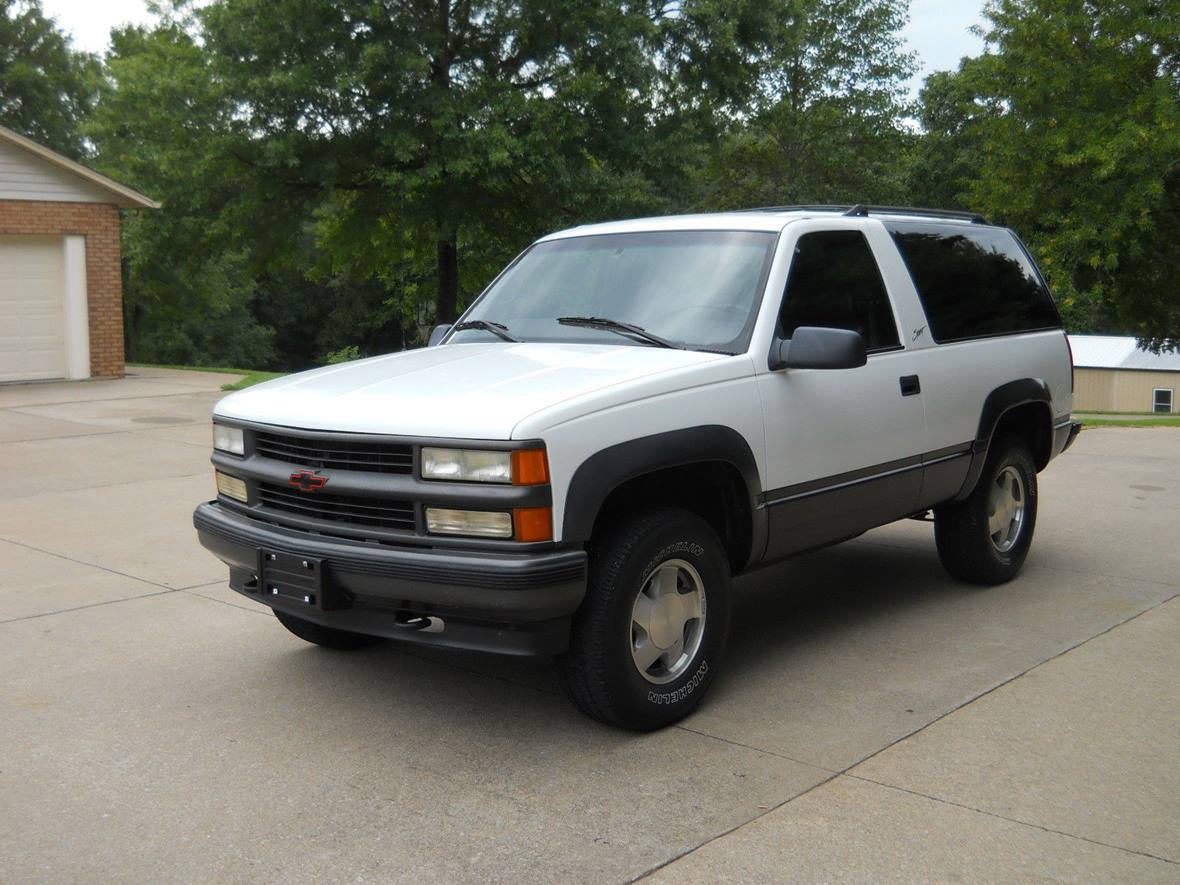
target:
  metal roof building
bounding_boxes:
[1068,335,1180,413]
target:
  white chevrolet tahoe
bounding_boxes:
[195,205,1080,730]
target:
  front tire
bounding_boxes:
[273,609,382,650]
[935,436,1038,585]
[561,508,731,731]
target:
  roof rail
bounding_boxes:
[842,204,990,224]
[735,204,991,224]
[735,204,852,214]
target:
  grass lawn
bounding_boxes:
[1079,416,1180,427]
[127,363,286,391]
[1075,409,1167,417]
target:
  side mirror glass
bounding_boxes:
[428,323,452,347]
[770,326,867,371]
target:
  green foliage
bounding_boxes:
[911,0,1180,348]
[0,0,99,157]
[1079,417,1180,427]
[87,20,278,368]
[220,370,286,391]
[693,0,917,209]
[322,345,360,365]
[906,69,988,211]
[48,0,1180,368]
[197,0,675,325]
[27,0,1175,365]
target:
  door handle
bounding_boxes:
[899,375,921,397]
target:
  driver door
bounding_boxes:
[757,227,928,558]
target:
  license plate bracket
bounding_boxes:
[258,549,329,609]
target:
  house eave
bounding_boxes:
[0,124,161,210]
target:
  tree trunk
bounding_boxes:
[436,229,459,323]
[431,2,458,324]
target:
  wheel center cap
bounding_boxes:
[648,593,686,649]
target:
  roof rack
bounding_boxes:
[842,204,990,225]
[737,204,990,225]
[735,204,851,215]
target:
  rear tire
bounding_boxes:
[561,508,731,731]
[273,609,382,650]
[935,436,1038,585]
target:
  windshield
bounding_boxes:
[453,230,778,353]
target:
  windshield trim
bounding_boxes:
[446,227,783,355]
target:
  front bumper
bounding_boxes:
[194,502,586,655]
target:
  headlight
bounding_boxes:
[421,447,548,484]
[215,471,248,502]
[425,508,513,538]
[213,424,245,456]
[421,448,512,483]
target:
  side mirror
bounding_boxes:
[770,326,867,371]
[427,323,452,347]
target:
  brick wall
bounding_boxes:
[0,199,125,378]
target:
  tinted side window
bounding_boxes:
[779,230,900,352]
[887,222,1061,343]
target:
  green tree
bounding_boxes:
[921,0,1180,347]
[87,21,277,366]
[906,69,990,211]
[0,0,99,157]
[198,0,671,325]
[689,0,916,208]
[87,0,930,368]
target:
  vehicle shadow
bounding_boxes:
[248,529,961,737]
[721,535,951,682]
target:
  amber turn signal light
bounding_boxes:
[511,449,549,485]
[513,506,553,542]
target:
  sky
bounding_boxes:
[900,0,989,96]
[41,0,988,99]
[39,0,156,52]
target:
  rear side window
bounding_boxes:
[779,230,901,353]
[886,222,1061,343]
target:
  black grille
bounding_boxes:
[257,483,416,533]
[253,431,414,475]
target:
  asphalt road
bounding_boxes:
[2,368,1178,883]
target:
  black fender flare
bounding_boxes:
[561,425,766,568]
[956,378,1053,500]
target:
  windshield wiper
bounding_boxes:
[452,319,522,343]
[556,316,680,349]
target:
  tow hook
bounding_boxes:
[393,611,444,633]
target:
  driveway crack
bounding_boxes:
[631,589,1180,881]
[0,536,191,592]
[845,774,1179,866]
[0,588,177,625]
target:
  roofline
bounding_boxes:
[0,124,161,210]
[1073,364,1180,374]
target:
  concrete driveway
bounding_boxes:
[2,368,1178,883]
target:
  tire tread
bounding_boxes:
[561,508,727,730]
[935,436,1037,585]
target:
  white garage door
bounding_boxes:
[0,236,66,382]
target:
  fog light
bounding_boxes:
[215,471,248,502]
[425,508,512,538]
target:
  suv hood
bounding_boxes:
[214,342,725,438]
